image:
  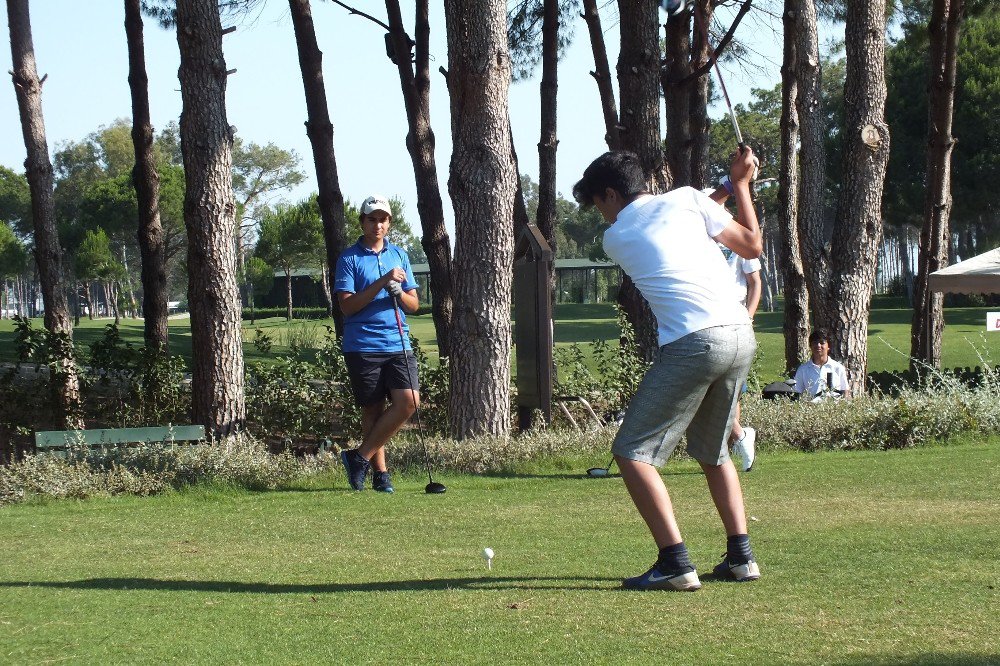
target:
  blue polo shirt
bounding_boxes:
[334,239,419,353]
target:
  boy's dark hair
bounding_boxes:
[573,151,647,208]
[808,328,830,345]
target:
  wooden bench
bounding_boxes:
[34,426,206,456]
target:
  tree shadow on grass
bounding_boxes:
[0,575,618,594]
[830,654,999,666]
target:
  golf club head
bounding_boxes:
[586,467,611,478]
[425,481,447,494]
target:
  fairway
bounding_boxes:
[1,442,998,664]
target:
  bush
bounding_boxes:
[244,305,434,321]
[744,366,1000,452]
[0,433,338,507]
[85,323,190,427]
[243,307,331,321]
[245,325,358,442]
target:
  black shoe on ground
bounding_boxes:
[372,470,394,493]
[621,563,701,591]
[340,449,370,491]
[712,552,761,581]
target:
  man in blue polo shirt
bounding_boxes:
[334,194,420,493]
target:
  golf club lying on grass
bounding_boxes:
[392,295,446,494]
[586,458,616,478]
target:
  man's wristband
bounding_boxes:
[720,175,734,195]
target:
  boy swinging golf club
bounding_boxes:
[573,148,762,590]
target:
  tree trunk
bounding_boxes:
[536,0,559,261]
[581,0,620,150]
[288,0,347,336]
[110,281,121,325]
[320,259,333,317]
[176,0,246,436]
[511,126,532,241]
[385,0,454,358]
[125,0,169,352]
[829,0,891,395]
[911,0,964,370]
[662,8,693,188]
[779,0,810,375]
[285,268,293,320]
[688,0,712,191]
[7,0,82,429]
[444,0,518,439]
[82,282,93,320]
[794,0,833,332]
[615,0,667,362]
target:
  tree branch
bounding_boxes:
[327,0,390,31]
[669,0,753,86]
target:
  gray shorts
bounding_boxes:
[612,324,756,467]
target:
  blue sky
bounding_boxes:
[1,1,788,237]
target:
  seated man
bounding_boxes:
[793,329,850,399]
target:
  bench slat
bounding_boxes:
[35,426,206,449]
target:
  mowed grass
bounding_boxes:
[1,441,998,664]
[0,302,996,381]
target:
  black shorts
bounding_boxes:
[344,352,420,406]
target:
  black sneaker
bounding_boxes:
[340,449,370,491]
[621,563,701,591]
[712,552,761,581]
[372,470,394,494]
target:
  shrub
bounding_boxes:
[245,326,359,442]
[0,433,338,507]
[85,323,190,427]
[744,366,1000,452]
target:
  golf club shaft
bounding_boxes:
[392,298,435,485]
[694,7,744,149]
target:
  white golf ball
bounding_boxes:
[482,547,494,559]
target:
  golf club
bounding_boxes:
[392,294,446,494]
[586,457,615,478]
[693,7,744,150]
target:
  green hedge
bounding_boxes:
[243,305,433,320]
[244,307,331,320]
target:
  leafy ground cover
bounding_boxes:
[1,439,997,664]
[1,303,995,381]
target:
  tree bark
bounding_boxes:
[829,0,891,395]
[125,0,169,352]
[176,0,246,436]
[444,0,518,438]
[662,8,693,188]
[779,0,810,375]
[911,0,964,369]
[581,0,620,150]
[615,0,667,362]
[688,0,712,191]
[7,0,82,429]
[320,259,333,317]
[285,268,293,320]
[384,0,454,358]
[795,0,833,332]
[288,0,347,336]
[536,0,559,259]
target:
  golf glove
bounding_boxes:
[387,280,403,298]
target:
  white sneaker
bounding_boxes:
[732,427,756,472]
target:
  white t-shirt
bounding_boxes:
[793,358,849,396]
[719,244,761,306]
[602,187,751,347]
